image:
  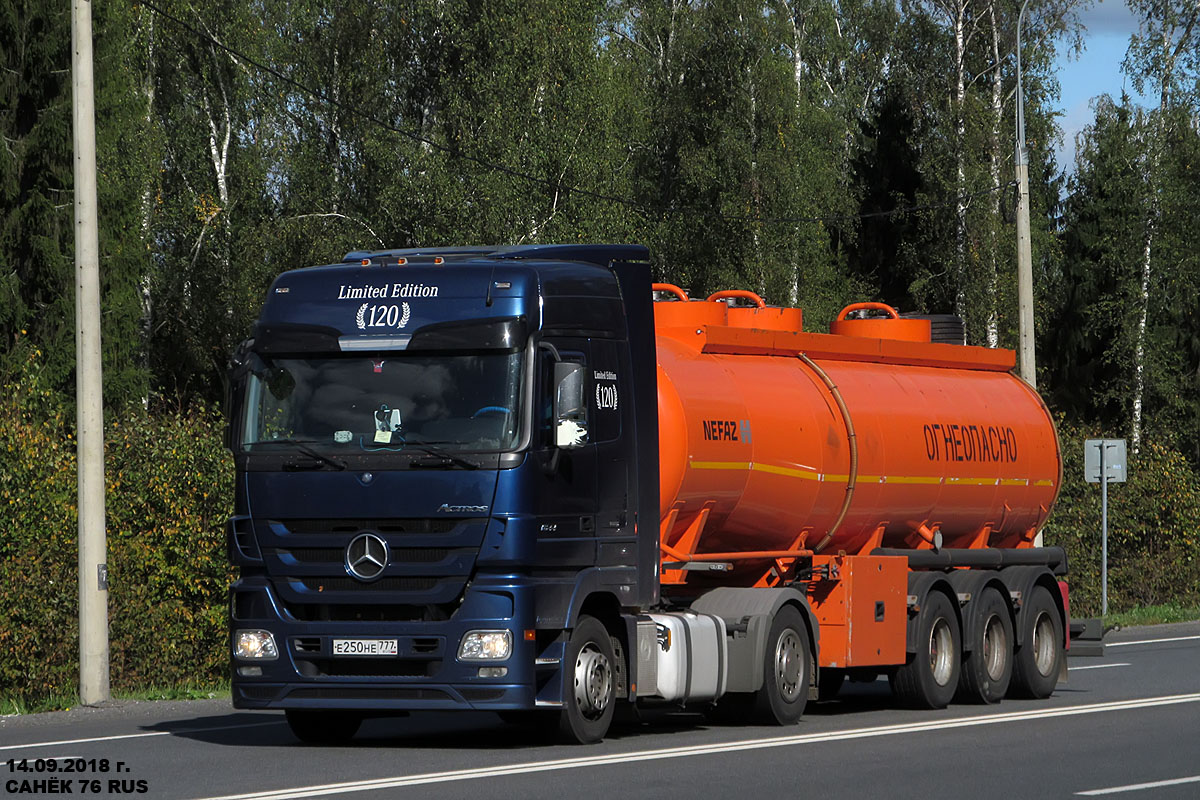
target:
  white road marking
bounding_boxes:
[0,720,283,753]
[1068,662,1131,671]
[1107,635,1200,648]
[191,693,1200,800]
[1077,775,1200,795]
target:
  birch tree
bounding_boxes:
[1122,0,1199,453]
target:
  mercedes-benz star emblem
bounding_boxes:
[345,532,388,582]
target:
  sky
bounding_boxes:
[1052,0,1148,170]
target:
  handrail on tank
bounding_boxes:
[797,353,859,553]
[707,289,766,308]
[836,301,900,321]
[652,283,690,302]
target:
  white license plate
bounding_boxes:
[332,639,398,656]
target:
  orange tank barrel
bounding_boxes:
[655,291,1061,587]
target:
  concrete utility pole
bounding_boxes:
[1014,0,1036,391]
[72,0,110,705]
[1015,0,1040,548]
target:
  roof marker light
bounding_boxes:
[434,257,445,265]
[361,259,370,266]
[396,257,407,266]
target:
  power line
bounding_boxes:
[140,0,1016,228]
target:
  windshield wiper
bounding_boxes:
[248,438,347,471]
[404,441,480,470]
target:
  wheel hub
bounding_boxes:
[775,629,804,702]
[1031,611,1056,677]
[929,618,954,686]
[573,643,612,719]
[983,614,1007,682]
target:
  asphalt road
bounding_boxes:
[2,622,1198,800]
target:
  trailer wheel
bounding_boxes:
[284,710,362,744]
[558,616,616,744]
[957,587,1013,704]
[890,590,960,709]
[753,605,810,725]
[1009,585,1063,699]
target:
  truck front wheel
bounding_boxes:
[559,616,616,744]
[284,709,362,744]
[753,605,810,724]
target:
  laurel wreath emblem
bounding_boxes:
[596,383,618,411]
[399,302,411,328]
[355,303,368,330]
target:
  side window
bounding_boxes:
[590,339,621,443]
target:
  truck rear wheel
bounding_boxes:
[890,590,960,709]
[284,709,362,744]
[753,605,810,724]
[957,587,1013,704]
[559,616,616,744]
[1009,585,1063,699]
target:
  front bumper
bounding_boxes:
[230,575,556,712]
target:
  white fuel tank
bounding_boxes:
[645,612,727,703]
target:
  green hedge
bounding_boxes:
[1042,419,1200,617]
[0,351,232,704]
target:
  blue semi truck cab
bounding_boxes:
[227,245,666,743]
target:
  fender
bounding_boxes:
[533,567,633,630]
[904,572,960,655]
[944,570,1012,654]
[533,573,629,708]
[1000,565,1066,648]
[691,587,819,694]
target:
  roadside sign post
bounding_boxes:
[1084,439,1127,617]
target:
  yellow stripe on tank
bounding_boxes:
[885,475,944,485]
[688,460,1054,489]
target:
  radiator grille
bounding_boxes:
[292,576,438,593]
[275,547,462,564]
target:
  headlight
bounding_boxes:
[458,630,512,661]
[234,630,278,660]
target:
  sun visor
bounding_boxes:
[406,316,527,351]
[252,323,343,355]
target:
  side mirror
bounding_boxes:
[553,362,588,449]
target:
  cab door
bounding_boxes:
[530,338,598,567]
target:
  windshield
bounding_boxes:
[240,351,523,454]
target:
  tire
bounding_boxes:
[284,709,362,744]
[752,605,810,725]
[558,616,617,744]
[1009,585,1063,699]
[957,587,1014,704]
[890,590,961,709]
[817,668,846,702]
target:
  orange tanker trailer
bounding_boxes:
[652,285,1066,710]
